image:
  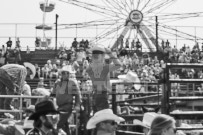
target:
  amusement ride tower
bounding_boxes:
[36,0,55,48]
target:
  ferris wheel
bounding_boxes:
[56,0,203,52]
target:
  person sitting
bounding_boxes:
[49,64,59,79]
[41,64,51,79]
[37,77,47,88]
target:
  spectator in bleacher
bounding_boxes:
[72,38,78,49]
[153,63,162,79]
[6,37,12,49]
[125,39,129,48]
[131,39,135,50]
[84,39,89,49]
[13,47,21,64]
[25,45,31,62]
[86,46,122,112]
[0,51,5,66]
[37,77,47,88]
[1,45,6,57]
[52,65,82,135]
[49,64,59,79]
[79,39,85,48]
[34,64,41,78]
[170,73,178,96]
[58,50,67,60]
[41,64,51,79]
[35,37,41,49]
[47,60,53,70]
[68,52,79,73]
[22,81,31,108]
[15,37,20,49]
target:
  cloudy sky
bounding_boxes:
[1,0,203,50]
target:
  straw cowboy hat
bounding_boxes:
[90,45,105,53]
[29,100,59,120]
[23,117,34,129]
[86,109,125,129]
[61,65,76,74]
[118,71,141,90]
[24,105,35,113]
[133,112,158,128]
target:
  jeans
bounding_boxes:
[57,105,73,135]
[0,84,13,114]
[92,91,109,113]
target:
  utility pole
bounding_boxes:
[156,16,158,53]
[55,14,59,51]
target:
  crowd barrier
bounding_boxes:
[0,95,78,135]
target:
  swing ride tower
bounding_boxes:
[36,0,55,48]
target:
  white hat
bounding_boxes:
[61,65,76,74]
[23,117,34,129]
[118,71,139,82]
[86,109,125,129]
[133,112,158,128]
[90,46,105,53]
[118,71,141,90]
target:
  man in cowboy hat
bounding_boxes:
[133,112,158,135]
[86,109,125,135]
[86,46,122,112]
[0,68,15,118]
[52,65,82,135]
[27,100,66,135]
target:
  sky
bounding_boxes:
[1,0,203,51]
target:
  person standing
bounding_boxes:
[52,65,82,135]
[6,37,12,49]
[16,37,21,49]
[0,68,15,118]
[72,38,78,49]
[86,46,122,112]
[22,81,32,108]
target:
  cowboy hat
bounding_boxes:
[23,117,34,129]
[118,71,139,82]
[118,71,141,90]
[86,109,125,129]
[24,105,35,113]
[133,112,158,128]
[61,65,76,74]
[28,100,59,120]
[90,45,105,53]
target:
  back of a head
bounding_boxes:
[149,114,175,135]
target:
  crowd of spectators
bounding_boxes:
[1,37,203,135]
[0,37,23,66]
